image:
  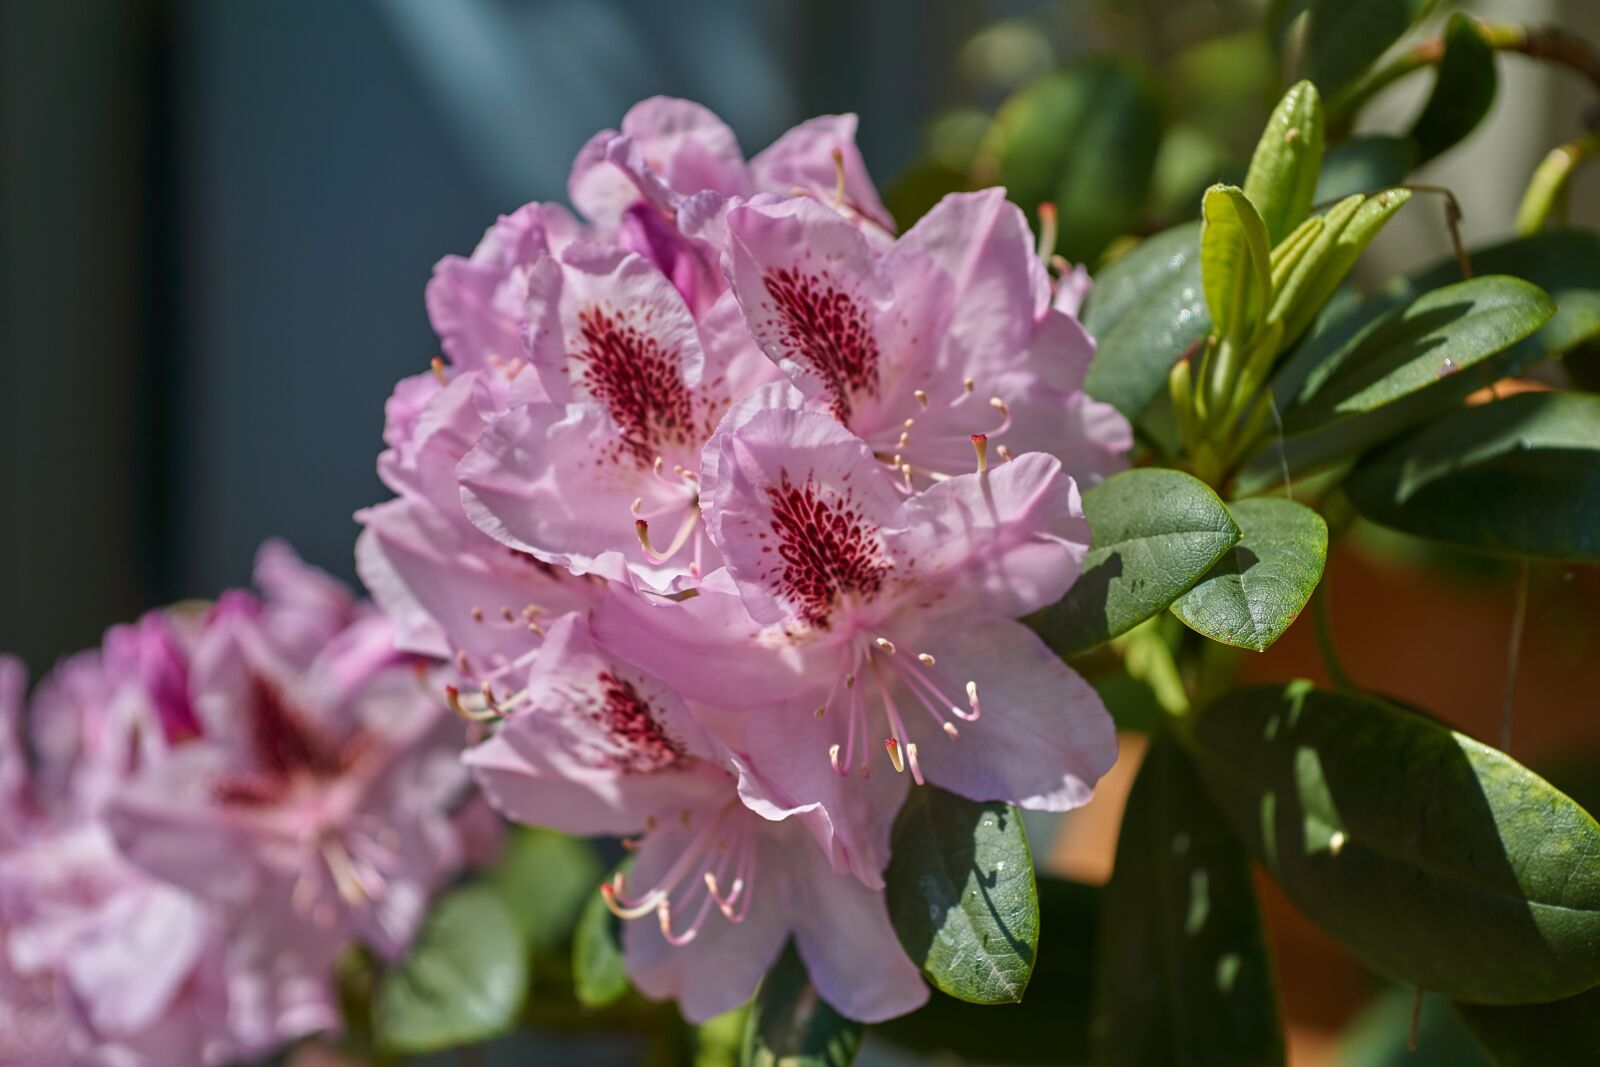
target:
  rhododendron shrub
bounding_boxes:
[11,4,1600,1063]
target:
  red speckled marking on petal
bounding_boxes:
[569,670,688,773]
[762,268,879,420]
[758,469,889,628]
[573,305,696,469]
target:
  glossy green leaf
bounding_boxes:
[1202,185,1274,345]
[1314,134,1417,202]
[1093,733,1285,1066]
[1455,986,1600,1065]
[1410,14,1497,163]
[1285,275,1555,431]
[741,943,862,1067]
[1170,499,1327,652]
[487,826,602,951]
[986,58,1163,263]
[373,884,529,1053]
[877,877,1099,1065]
[1242,230,1600,490]
[886,786,1038,1004]
[1303,0,1436,100]
[1082,223,1209,419]
[572,865,630,1009]
[1346,391,1600,562]
[1192,682,1600,1003]
[1027,468,1241,656]
[1244,81,1324,244]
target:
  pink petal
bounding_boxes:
[749,114,892,237]
[899,616,1116,811]
[463,615,730,836]
[701,405,903,628]
[890,452,1090,620]
[724,197,890,421]
[789,854,929,1023]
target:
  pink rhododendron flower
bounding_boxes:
[0,624,344,1065]
[456,244,779,591]
[464,616,925,1023]
[107,597,468,962]
[595,405,1118,872]
[722,189,1130,485]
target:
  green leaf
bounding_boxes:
[1346,391,1600,562]
[1093,733,1285,1066]
[1026,468,1241,657]
[986,58,1164,263]
[1192,682,1600,1004]
[572,864,630,1009]
[1285,275,1556,431]
[1202,185,1274,345]
[741,943,862,1067]
[1303,0,1436,100]
[1082,222,1209,419]
[1455,986,1600,1065]
[1241,230,1600,490]
[1244,81,1325,245]
[1314,134,1417,202]
[487,826,602,952]
[876,877,1099,1065]
[373,884,529,1054]
[1170,499,1327,652]
[886,786,1038,1004]
[1410,14,1498,163]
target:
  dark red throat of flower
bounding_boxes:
[574,306,696,470]
[762,267,879,421]
[591,670,687,774]
[763,471,889,628]
[213,673,352,806]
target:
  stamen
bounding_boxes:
[943,722,960,740]
[829,742,844,773]
[831,148,847,206]
[600,879,660,920]
[816,704,826,719]
[470,606,485,623]
[875,637,897,654]
[430,357,447,385]
[997,444,1014,463]
[965,680,982,720]
[885,737,905,773]
[971,433,989,474]
[1037,202,1059,262]
[904,417,915,429]
[918,653,936,666]
[444,685,499,723]
[906,742,925,785]
[500,606,515,623]
[455,650,471,675]
[989,396,1013,433]
[913,388,929,409]
[963,377,975,393]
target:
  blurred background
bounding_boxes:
[3,1,1598,1063]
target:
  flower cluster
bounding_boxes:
[0,544,472,1065]
[358,98,1130,1023]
